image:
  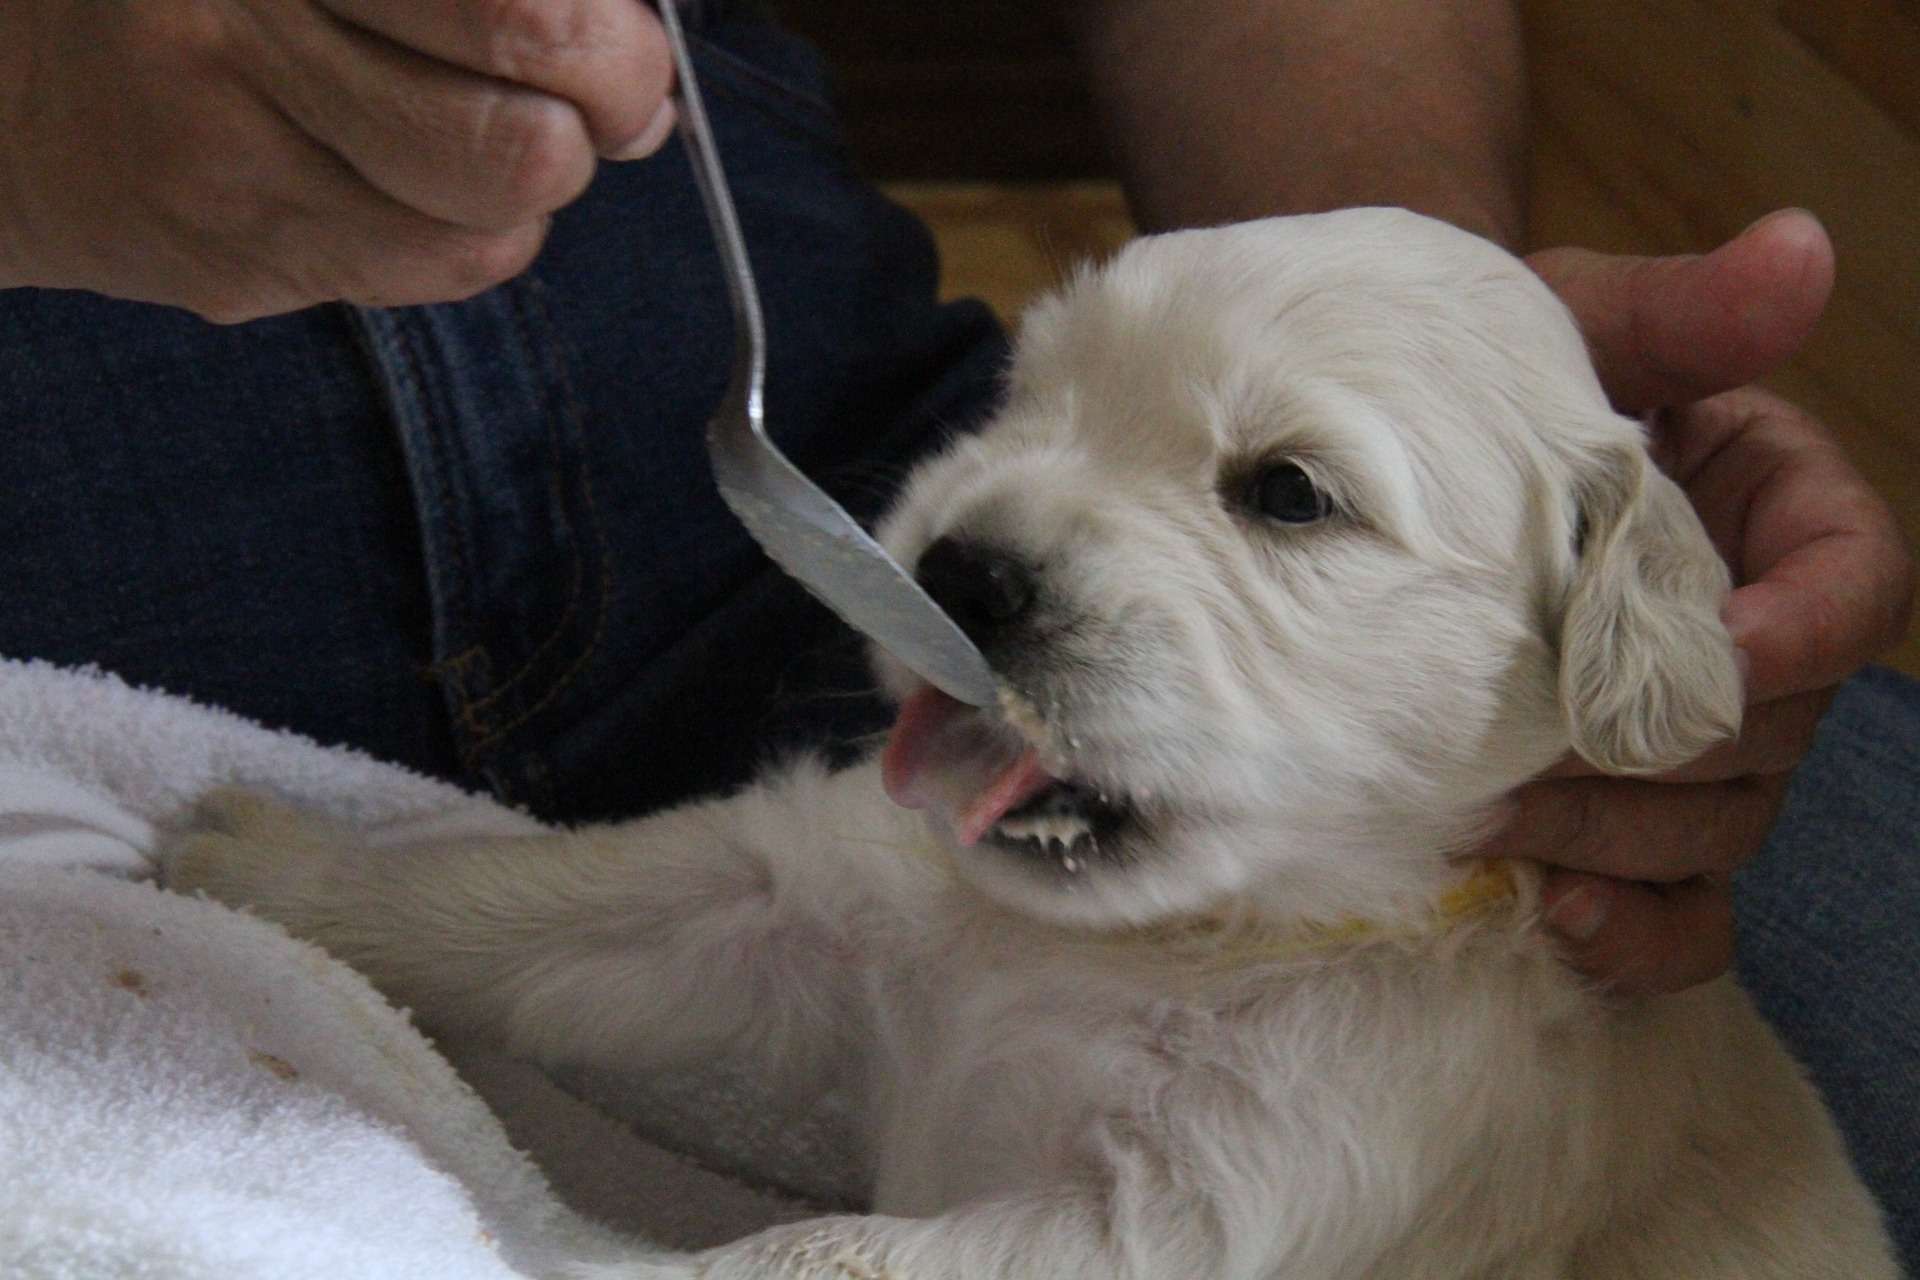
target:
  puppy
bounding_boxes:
[166,209,1898,1279]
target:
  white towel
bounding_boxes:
[0,659,851,1278]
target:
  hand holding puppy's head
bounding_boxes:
[875,209,1740,926]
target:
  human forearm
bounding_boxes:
[0,19,34,290]
[0,183,25,290]
[1067,0,1527,246]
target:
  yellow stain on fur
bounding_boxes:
[248,1049,300,1082]
[110,968,150,998]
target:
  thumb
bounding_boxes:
[1527,208,1835,412]
[1539,870,1736,995]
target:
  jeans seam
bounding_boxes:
[458,278,614,760]
[387,314,495,736]
[450,284,591,721]
[463,507,609,756]
[451,539,585,717]
[433,645,492,743]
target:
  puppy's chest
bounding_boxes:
[860,918,1600,1219]
[862,951,1179,1211]
[860,930,1347,1209]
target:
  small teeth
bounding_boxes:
[993,812,1091,847]
[985,818,1095,875]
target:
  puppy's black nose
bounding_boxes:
[914,537,1036,648]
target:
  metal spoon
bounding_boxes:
[656,0,998,709]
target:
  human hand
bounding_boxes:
[1488,210,1914,994]
[0,0,674,321]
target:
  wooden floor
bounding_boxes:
[830,0,1920,677]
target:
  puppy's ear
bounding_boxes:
[1558,442,1742,773]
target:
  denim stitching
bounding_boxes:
[451,283,593,719]
[384,312,494,733]
[432,645,493,741]
[452,531,586,715]
[459,278,615,758]
[387,317,473,626]
[465,467,612,755]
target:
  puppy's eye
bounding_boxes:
[1251,462,1332,524]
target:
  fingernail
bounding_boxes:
[1546,883,1608,942]
[1721,590,1764,649]
[1739,207,1826,246]
[611,99,677,161]
[1739,207,1799,235]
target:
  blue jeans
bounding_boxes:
[0,6,1912,1270]
[1736,666,1919,1272]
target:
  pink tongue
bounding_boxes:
[882,685,1059,846]
[879,684,968,807]
[950,749,1057,847]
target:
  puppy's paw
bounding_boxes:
[548,1258,700,1280]
[159,787,344,930]
[696,1219,891,1280]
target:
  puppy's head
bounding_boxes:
[876,209,1740,927]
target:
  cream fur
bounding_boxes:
[165,209,1894,1279]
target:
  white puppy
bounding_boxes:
[166,209,1897,1279]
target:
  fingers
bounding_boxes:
[1532,226,1909,701]
[2,0,654,316]
[202,199,550,323]
[1539,871,1735,997]
[1483,774,1790,995]
[1660,390,1915,701]
[1500,375,1906,999]
[236,7,598,232]
[1511,215,1898,1001]
[170,96,551,322]
[312,0,676,156]
[1728,558,1916,703]
[263,193,551,317]
[1527,209,1834,413]
[1482,772,1790,882]
[175,0,676,313]
[1660,687,1833,780]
